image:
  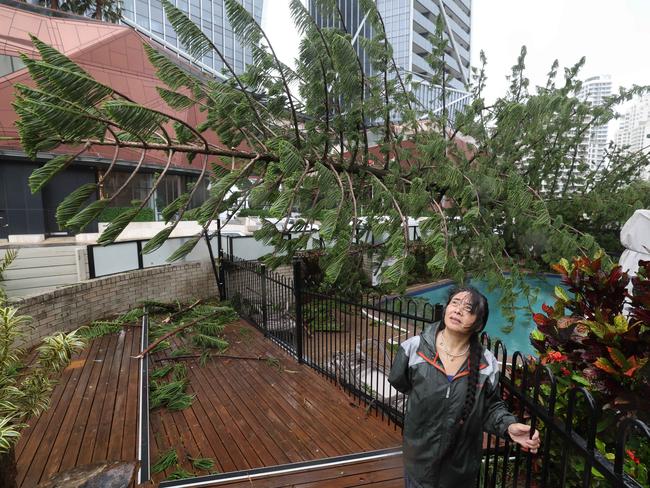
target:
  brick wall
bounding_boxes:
[10,261,217,349]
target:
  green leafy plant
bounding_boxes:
[98,205,155,223]
[150,364,173,380]
[530,255,650,486]
[0,250,17,303]
[303,300,343,332]
[0,291,85,486]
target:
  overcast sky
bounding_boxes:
[472,0,650,104]
[262,0,650,107]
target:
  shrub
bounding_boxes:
[99,206,155,222]
[530,254,650,485]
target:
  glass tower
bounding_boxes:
[309,0,471,118]
[121,0,264,77]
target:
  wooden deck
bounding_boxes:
[149,320,402,484]
[15,326,141,487]
[14,317,402,487]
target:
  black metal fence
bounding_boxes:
[219,255,650,488]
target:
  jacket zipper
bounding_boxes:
[445,383,451,398]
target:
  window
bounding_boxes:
[0,54,25,78]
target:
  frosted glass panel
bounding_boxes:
[230,237,274,260]
[92,242,139,277]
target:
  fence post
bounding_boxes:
[136,240,144,270]
[215,220,226,300]
[293,258,304,363]
[204,229,221,298]
[261,264,268,337]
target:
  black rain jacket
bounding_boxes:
[388,322,516,488]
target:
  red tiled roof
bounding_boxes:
[0,2,222,171]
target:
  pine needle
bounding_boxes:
[78,321,121,339]
[150,364,173,380]
[190,457,215,471]
[166,468,194,480]
[151,448,178,474]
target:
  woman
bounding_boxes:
[388,286,540,488]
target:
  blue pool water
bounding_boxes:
[409,275,563,356]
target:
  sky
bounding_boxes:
[471,0,650,104]
[263,0,650,109]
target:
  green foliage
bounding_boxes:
[150,364,173,380]
[78,320,121,340]
[0,250,17,303]
[98,206,155,223]
[28,154,75,194]
[237,207,271,218]
[303,300,342,332]
[189,456,215,471]
[149,362,194,411]
[15,4,650,300]
[166,468,194,480]
[37,0,122,23]
[78,307,144,339]
[530,254,650,485]
[0,303,85,453]
[151,448,178,474]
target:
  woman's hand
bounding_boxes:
[507,423,541,453]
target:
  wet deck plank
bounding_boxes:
[15,327,141,487]
[148,320,402,483]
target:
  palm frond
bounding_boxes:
[14,86,107,142]
[224,0,262,46]
[190,457,215,471]
[20,55,113,107]
[191,333,228,350]
[151,448,179,474]
[161,192,191,223]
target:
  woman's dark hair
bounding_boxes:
[440,286,489,431]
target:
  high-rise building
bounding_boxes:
[576,75,612,169]
[615,94,650,180]
[309,0,472,117]
[121,0,263,78]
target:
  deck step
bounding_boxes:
[158,448,403,487]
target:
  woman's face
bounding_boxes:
[444,291,478,334]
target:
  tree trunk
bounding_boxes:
[0,447,18,488]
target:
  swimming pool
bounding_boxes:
[409,275,563,356]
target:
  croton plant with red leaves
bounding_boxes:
[529,256,650,485]
[530,255,650,417]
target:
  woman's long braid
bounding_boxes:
[458,333,482,425]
